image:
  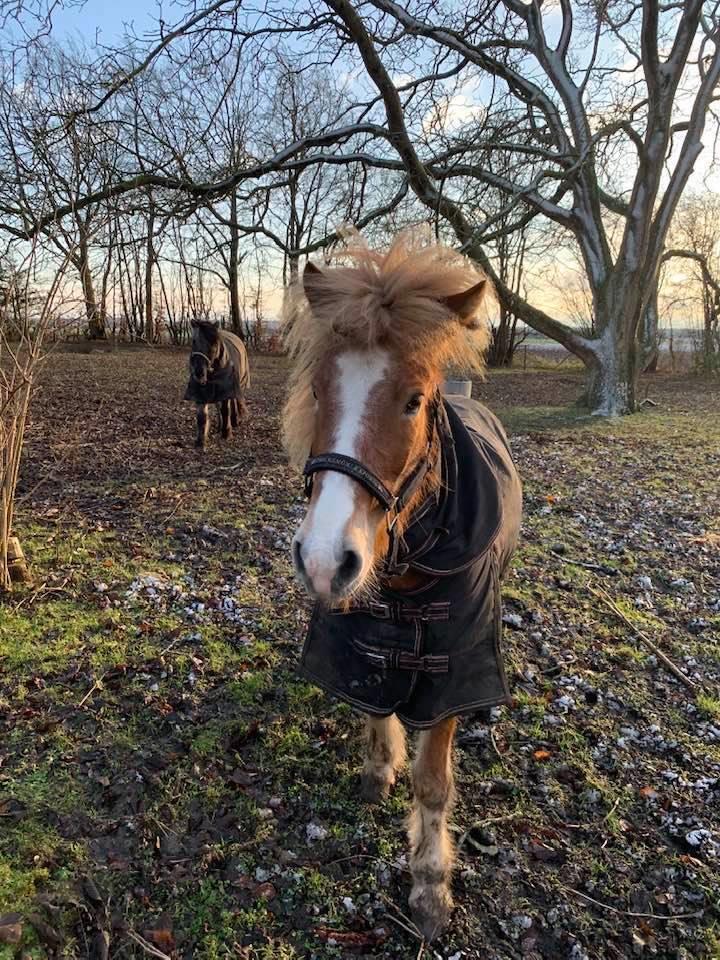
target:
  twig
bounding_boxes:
[326,853,411,874]
[378,894,423,942]
[566,887,703,921]
[162,495,186,524]
[602,796,621,823]
[12,578,71,611]
[159,634,185,657]
[457,808,524,851]
[551,550,618,575]
[78,674,106,708]
[383,911,423,942]
[489,727,504,759]
[590,585,698,692]
[126,930,172,960]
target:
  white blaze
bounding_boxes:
[295,348,388,596]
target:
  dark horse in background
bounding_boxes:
[184,319,250,449]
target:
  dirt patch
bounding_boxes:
[0,353,718,959]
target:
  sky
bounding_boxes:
[27,0,720,326]
[50,0,162,44]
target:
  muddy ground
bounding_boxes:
[0,350,718,960]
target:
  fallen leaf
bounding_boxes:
[533,749,551,762]
[143,912,175,952]
[229,768,257,788]
[0,914,23,944]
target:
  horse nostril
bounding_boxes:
[292,539,305,576]
[338,548,361,584]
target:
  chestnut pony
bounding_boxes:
[283,234,521,941]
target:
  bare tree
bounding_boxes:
[662,192,720,372]
[315,0,720,413]
[1,245,74,589]
[1,0,716,407]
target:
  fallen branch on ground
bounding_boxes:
[566,886,704,920]
[589,586,699,693]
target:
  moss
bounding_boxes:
[697,693,720,721]
[613,643,648,663]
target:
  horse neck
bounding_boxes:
[384,413,444,593]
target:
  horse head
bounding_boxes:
[283,233,491,603]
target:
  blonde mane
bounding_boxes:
[282,231,491,470]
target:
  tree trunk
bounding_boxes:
[487,306,521,367]
[228,191,244,339]
[584,320,639,416]
[145,206,155,342]
[640,286,660,373]
[78,240,104,339]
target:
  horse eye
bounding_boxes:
[312,387,317,400]
[404,393,423,415]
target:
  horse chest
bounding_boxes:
[299,546,509,729]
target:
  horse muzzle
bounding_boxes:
[292,534,363,602]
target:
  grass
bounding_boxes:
[1,355,718,958]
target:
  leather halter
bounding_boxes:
[190,342,225,375]
[302,393,440,576]
[191,350,213,364]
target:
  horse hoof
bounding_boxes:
[409,884,453,942]
[221,431,232,440]
[360,772,392,805]
[194,441,206,450]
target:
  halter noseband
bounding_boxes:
[302,393,441,576]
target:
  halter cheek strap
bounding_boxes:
[191,350,213,364]
[191,342,225,370]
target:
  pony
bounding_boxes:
[183,320,249,449]
[283,232,522,941]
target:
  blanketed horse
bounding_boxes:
[283,234,522,941]
[184,320,249,449]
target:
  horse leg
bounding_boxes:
[221,398,232,439]
[408,716,457,941]
[361,714,406,803]
[230,397,240,430]
[195,404,209,449]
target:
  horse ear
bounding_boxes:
[212,320,219,328]
[303,262,329,310]
[442,279,488,329]
[190,318,199,328]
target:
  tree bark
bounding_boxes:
[145,204,155,341]
[641,286,660,373]
[228,191,244,339]
[584,313,639,416]
[78,238,104,339]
